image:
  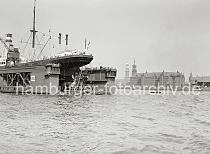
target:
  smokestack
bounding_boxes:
[58,33,62,44]
[65,34,68,46]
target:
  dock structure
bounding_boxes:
[0,54,93,94]
[81,67,117,94]
[0,0,118,95]
[189,75,210,90]
[0,64,60,94]
[83,67,117,83]
[0,0,94,94]
[0,32,118,95]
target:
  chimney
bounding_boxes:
[65,34,68,46]
[58,33,62,44]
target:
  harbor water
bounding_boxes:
[0,92,210,154]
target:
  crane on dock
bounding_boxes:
[0,36,10,51]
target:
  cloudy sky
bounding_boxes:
[1,0,210,78]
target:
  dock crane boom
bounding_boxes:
[0,36,10,51]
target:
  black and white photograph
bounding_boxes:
[0,0,210,153]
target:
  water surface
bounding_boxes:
[0,92,210,153]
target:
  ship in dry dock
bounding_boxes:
[0,0,116,95]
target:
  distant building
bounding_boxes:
[130,71,185,88]
[122,60,185,88]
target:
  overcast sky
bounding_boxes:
[1,0,210,78]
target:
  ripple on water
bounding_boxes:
[0,93,210,153]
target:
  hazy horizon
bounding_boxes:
[1,0,210,79]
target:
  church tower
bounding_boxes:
[132,59,137,77]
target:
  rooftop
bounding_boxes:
[137,71,184,77]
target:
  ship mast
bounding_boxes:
[30,0,38,48]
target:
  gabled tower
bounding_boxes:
[132,59,137,77]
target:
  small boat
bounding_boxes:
[150,91,162,94]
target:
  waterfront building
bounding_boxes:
[130,71,185,88]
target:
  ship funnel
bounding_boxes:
[58,33,62,44]
[65,34,68,46]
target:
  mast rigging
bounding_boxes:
[30,0,38,48]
